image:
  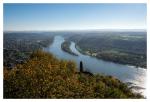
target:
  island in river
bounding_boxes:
[61,41,78,56]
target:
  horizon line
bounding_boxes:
[4,28,147,32]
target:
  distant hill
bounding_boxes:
[4,50,143,98]
[66,32,146,68]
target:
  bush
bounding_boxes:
[4,50,144,98]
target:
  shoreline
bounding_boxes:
[61,40,78,56]
[75,44,146,69]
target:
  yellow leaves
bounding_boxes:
[4,50,143,98]
[47,63,52,69]
[3,67,9,80]
[59,60,67,69]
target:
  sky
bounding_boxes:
[4,3,147,31]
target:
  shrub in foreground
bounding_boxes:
[4,50,143,98]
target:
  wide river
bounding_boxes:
[44,36,146,96]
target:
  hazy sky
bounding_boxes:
[4,3,146,31]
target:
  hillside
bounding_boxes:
[4,50,143,98]
[66,32,146,68]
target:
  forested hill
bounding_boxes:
[4,50,143,98]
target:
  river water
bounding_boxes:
[44,36,146,96]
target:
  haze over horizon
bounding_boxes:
[4,3,146,31]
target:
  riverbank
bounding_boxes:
[75,44,146,69]
[44,36,146,96]
[61,41,78,56]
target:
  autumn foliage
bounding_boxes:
[4,50,143,98]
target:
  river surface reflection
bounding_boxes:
[44,36,146,96]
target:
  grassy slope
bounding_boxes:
[4,50,143,98]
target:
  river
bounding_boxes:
[44,36,146,96]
